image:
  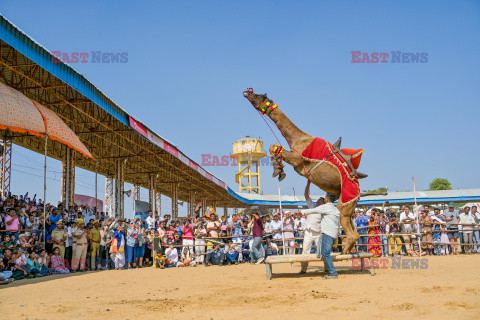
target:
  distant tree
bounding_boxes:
[362,187,389,194]
[429,178,452,191]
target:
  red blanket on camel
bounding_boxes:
[301,137,363,205]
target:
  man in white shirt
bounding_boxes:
[270,215,283,241]
[299,181,324,274]
[459,206,476,254]
[472,206,480,253]
[294,211,306,254]
[301,192,341,279]
[165,242,179,267]
[399,206,416,252]
[145,210,155,229]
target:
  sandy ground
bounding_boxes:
[0,255,479,320]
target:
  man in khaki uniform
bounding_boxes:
[72,219,89,271]
[90,220,101,270]
[51,220,67,259]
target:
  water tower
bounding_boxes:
[231,136,266,194]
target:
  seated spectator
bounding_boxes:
[165,242,179,267]
[13,249,30,279]
[35,249,50,277]
[154,250,166,269]
[241,231,252,262]
[50,247,70,274]
[205,244,225,267]
[408,237,426,256]
[179,247,196,267]
[225,241,240,265]
[264,238,278,257]
[0,249,14,283]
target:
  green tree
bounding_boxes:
[362,187,389,194]
[429,178,452,191]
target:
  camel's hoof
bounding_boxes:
[279,172,286,181]
[272,170,279,178]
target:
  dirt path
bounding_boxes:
[1,255,479,319]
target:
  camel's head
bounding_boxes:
[243,88,270,112]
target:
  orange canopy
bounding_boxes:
[0,81,94,159]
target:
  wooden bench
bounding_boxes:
[264,252,375,280]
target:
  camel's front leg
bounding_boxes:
[269,145,303,181]
[338,201,360,254]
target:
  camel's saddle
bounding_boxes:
[306,137,368,179]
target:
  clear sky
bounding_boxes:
[2,1,479,218]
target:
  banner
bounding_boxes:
[134,199,150,221]
[74,194,103,210]
[129,116,148,138]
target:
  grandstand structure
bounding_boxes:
[1,15,479,215]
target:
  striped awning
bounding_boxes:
[0,81,94,159]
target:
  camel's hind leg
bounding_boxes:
[337,200,360,254]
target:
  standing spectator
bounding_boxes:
[89,220,101,270]
[64,222,74,269]
[355,211,368,252]
[431,209,444,255]
[270,215,283,250]
[299,181,324,274]
[282,211,295,255]
[206,213,221,251]
[301,193,341,279]
[472,206,480,253]
[388,215,402,257]
[5,208,20,241]
[51,221,67,259]
[135,223,146,267]
[72,219,89,271]
[230,215,244,261]
[112,225,126,270]
[194,220,207,264]
[377,210,389,257]
[399,206,416,254]
[126,223,138,268]
[444,202,460,254]
[420,211,434,255]
[250,212,265,264]
[294,211,305,254]
[367,214,381,257]
[459,206,475,254]
[146,210,155,230]
[100,221,113,270]
[181,219,194,254]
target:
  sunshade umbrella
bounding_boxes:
[243,205,269,217]
[0,81,95,246]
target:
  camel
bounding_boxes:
[243,89,367,253]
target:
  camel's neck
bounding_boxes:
[268,107,308,146]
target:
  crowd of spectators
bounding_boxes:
[1,190,479,285]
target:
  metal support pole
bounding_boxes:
[223,206,228,219]
[105,177,114,217]
[201,197,207,216]
[171,182,178,219]
[188,190,195,216]
[61,148,75,207]
[155,192,161,218]
[94,162,98,215]
[43,135,48,248]
[133,185,140,217]
[149,174,156,212]
[114,160,125,218]
[0,138,12,198]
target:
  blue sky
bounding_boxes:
[2,1,479,217]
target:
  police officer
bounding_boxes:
[90,220,101,270]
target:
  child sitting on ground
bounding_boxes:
[408,237,426,256]
[154,251,166,269]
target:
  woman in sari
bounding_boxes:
[368,214,382,257]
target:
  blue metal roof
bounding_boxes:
[0,14,130,126]
[227,188,480,207]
